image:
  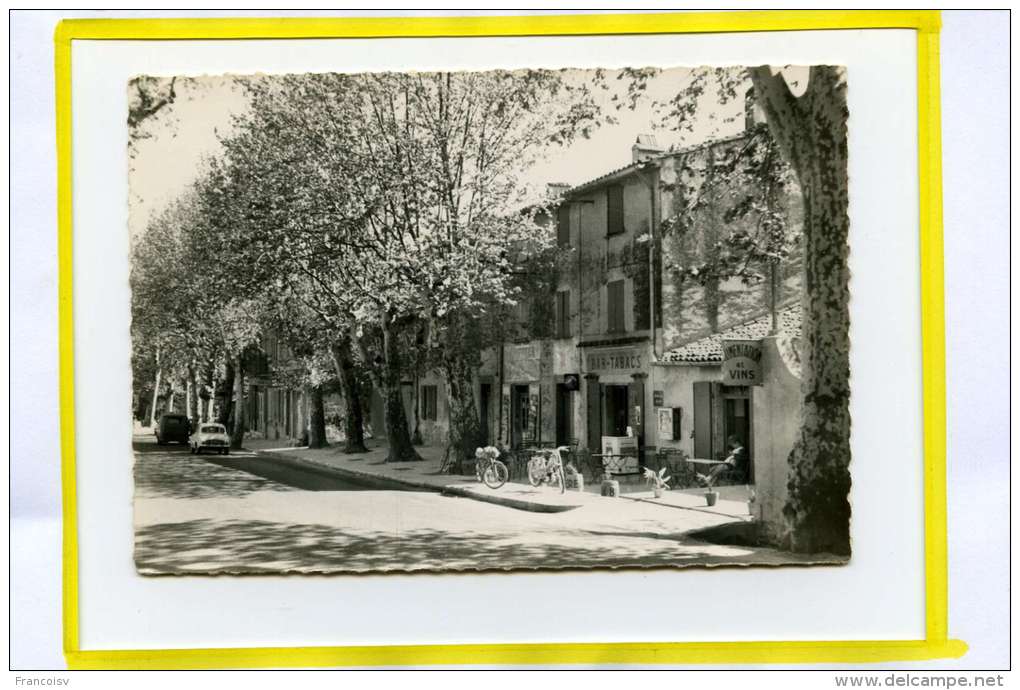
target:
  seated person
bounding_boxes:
[703,435,748,485]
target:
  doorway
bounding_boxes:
[555,384,574,446]
[601,384,629,437]
[510,384,530,448]
[722,387,753,482]
[479,383,492,445]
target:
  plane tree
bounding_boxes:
[216,69,600,463]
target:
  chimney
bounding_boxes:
[632,134,664,163]
[546,182,570,198]
[745,87,766,131]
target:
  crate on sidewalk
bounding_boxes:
[566,473,585,491]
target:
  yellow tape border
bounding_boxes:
[54,10,962,669]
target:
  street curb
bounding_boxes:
[251,449,582,513]
[619,494,752,521]
[439,485,580,513]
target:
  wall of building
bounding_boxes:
[647,363,722,455]
[657,142,804,351]
[414,370,449,447]
[751,335,802,544]
[247,383,306,443]
[573,174,655,338]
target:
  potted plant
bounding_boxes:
[643,467,671,499]
[696,471,721,506]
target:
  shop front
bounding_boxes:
[581,343,651,469]
[498,340,582,450]
[501,343,541,448]
[653,335,767,482]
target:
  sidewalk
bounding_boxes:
[242,438,753,519]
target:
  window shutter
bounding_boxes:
[557,205,570,247]
[693,381,713,458]
[607,185,625,235]
[617,282,625,332]
[556,290,570,338]
[608,280,625,333]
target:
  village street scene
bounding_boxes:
[130,65,851,574]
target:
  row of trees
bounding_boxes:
[131,65,850,555]
[131,69,593,461]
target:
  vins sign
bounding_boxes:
[722,339,763,386]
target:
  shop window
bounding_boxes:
[555,290,571,338]
[556,204,571,247]
[607,280,626,333]
[421,385,438,421]
[607,184,625,236]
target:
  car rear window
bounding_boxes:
[163,416,186,427]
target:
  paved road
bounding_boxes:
[133,435,803,574]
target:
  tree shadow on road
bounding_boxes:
[133,452,300,501]
[134,517,816,575]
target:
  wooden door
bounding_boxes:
[693,381,714,458]
[479,384,491,445]
[585,376,601,451]
[555,384,573,446]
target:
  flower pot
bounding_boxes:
[705,491,719,507]
[652,486,664,499]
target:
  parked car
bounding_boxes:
[189,423,231,455]
[155,414,190,445]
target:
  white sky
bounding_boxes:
[128,67,753,237]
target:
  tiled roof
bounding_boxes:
[566,131,751,197]
[659,304,802,365]
[566,161,646,196]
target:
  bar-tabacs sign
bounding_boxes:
[722,339,762,385]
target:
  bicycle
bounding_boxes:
[474,446,509,489]
[527,446,569,494]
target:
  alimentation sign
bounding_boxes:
[721,339,763,385]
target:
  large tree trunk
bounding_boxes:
[229,353,245,450]
[217,360,235,426]
[203,364,215,422]
[330,340,368,454]
[307,383,328,449]
[442,354,483,471]
[186,362,198,423]
[411,374,423,445]
[149,347,162,427]
[751,65,851,556]
[377,320,422,463]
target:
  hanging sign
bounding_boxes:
[721,339,763,386]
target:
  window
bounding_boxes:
[555,290,571,338]
[556,204,571,247]
[607,279,626,333]
[515,299,532,331]
[421,385,438,421]
[607,184,625,236]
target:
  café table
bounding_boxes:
[590,450,649,481]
